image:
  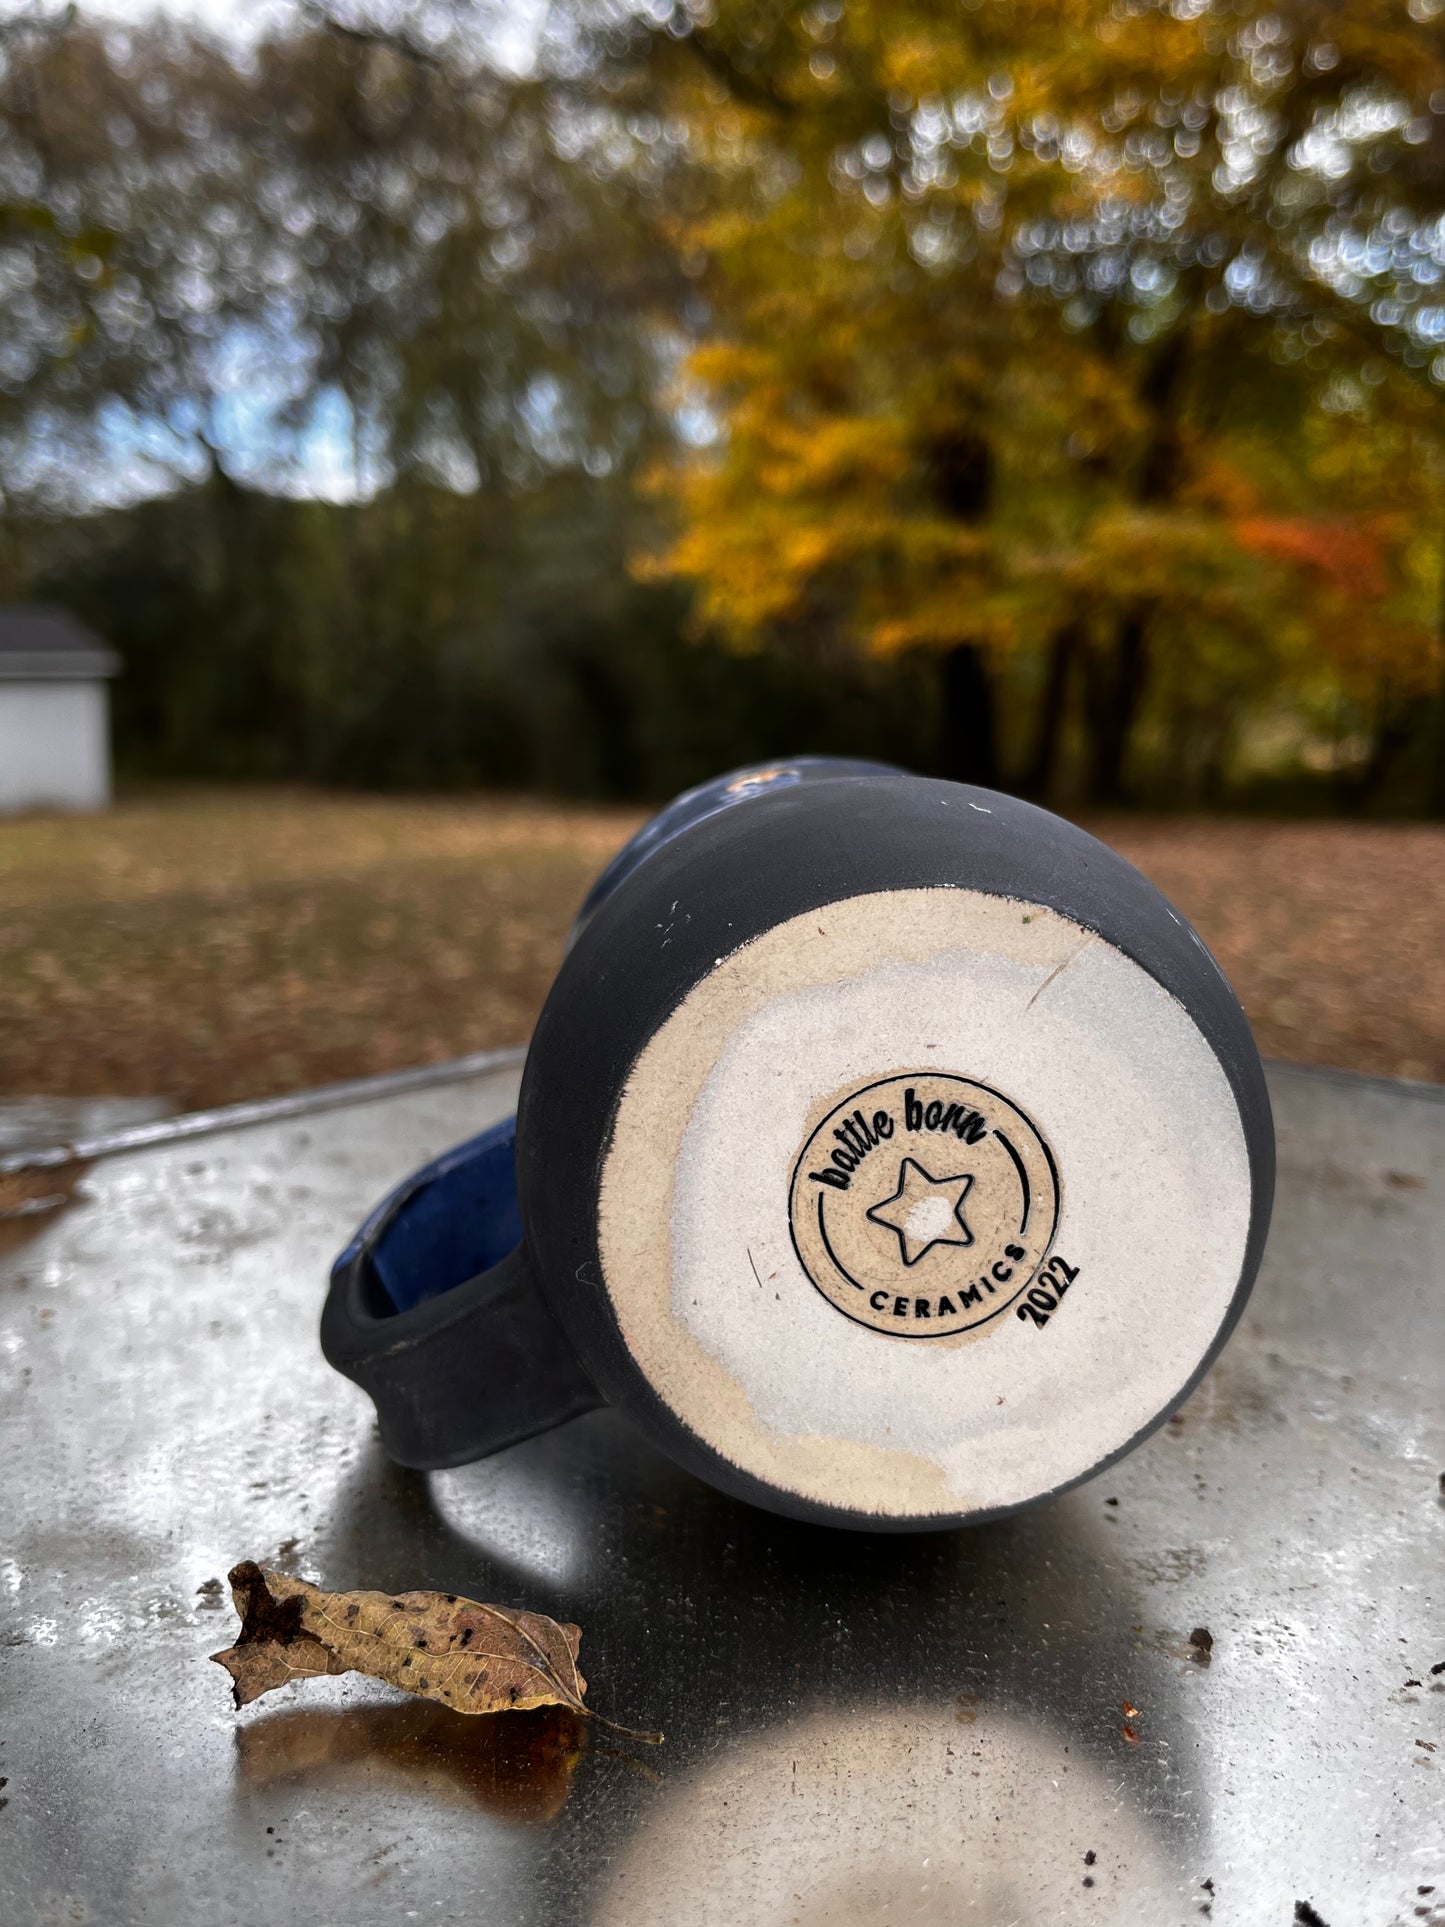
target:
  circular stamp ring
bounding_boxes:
[788,1072,1062,1340]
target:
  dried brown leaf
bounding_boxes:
[211,1562,659,1740]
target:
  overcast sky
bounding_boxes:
[25,0,293,36]
[11,0,552,75]
[0,0,561,503]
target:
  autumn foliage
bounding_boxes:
[635,0,1445,805]
[1,2,1444,808]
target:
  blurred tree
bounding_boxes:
[1,0,1444,809]
[0,9,713,791]
[636,0,1445,803]
[0,12,675,500]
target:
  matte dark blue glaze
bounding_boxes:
[570,756,897,939]
[323,759,1275,1529]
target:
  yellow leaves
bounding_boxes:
[869,599,1002,657]
[639,516,810,641]
[878,34,973,105]
[643,457,1001,652]
[686,340,777,389]
[638,0,1445,747]
[758,415,910,494]
[1064,504,1264,616]
[778,524,840,575]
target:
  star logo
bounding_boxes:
[866,1157,975,1267]
[788,1072,1060,1338]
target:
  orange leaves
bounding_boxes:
[1230,511,1442,695]
[1232,516,1390,600]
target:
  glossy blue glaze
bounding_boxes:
[358,1114,521,1313]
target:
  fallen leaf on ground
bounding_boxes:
[211,1562,660,1740]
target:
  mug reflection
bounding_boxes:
[299,1410,1203,1922]
[591,1701,1172,1925]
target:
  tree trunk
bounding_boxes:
[924,424,998,785]
[1429,529,1445,816]
[1429,680,1445,818]
[566,648,635,798]
[1349,685,1413,812]
[1021,620,1081,799]
[1198,717,1232,806]
[1079,330,1188,806]
[939,642,998,788]
[1085,609,1148,806]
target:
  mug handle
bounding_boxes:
[320,1116,603,1469]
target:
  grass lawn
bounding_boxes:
[2,787,1443,1113]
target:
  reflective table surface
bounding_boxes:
[1,1059,1441,1926]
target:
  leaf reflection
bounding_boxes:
[234,1698,586,1825]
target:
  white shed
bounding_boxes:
[0,606,120,815]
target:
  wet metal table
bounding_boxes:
[1,1056,1441,1926]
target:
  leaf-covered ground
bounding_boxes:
[1,788,1441,1111]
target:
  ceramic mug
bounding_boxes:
[322,758,1273,1530]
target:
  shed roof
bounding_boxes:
[0,605,120,681]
